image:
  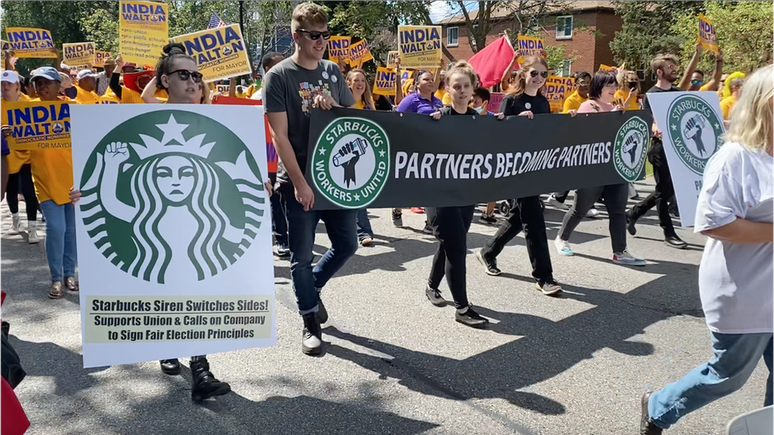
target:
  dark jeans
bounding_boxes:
[280,182,358,315]
[269,173,288,246]
[426,206,474,309]
[559,183,628,253]
[6,164,38,221]
[629,143,677,237]
[481,196,553,283]
[356,209,373,240]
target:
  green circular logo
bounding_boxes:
[311,117,390,209]
[78,110,266,284]
[613,116,649,182]
[666,94,724,175]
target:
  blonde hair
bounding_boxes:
[725,64,773,151]
[446,60,477,88]
[346,68,375,109]
[507,56,547,97]
[291,3,327,33]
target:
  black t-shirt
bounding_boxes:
[439,106,478,116]
[643,85,681,144]
[499,93,550,116]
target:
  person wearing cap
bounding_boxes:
[74,69,99,104]
[28,67,80,298]
[1,69,39,242]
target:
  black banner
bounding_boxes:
[306,108,652,210]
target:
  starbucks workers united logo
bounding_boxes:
[613,116,649,183]
[312,117,390,209]
[78,110,266,284]
[666,94,724,175]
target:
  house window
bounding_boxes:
[561,59,572,77]
[447,26,459,47]
[556,16,573,40]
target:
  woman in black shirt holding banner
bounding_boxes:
[475,56,562,296]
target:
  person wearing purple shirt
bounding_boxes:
[393,70,444,229]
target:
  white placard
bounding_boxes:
[647,91,725,227]
[71,104,275,368]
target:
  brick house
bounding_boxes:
[437,1,622,77]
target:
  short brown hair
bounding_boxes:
[651,54,679,75]
[291,3,328,33]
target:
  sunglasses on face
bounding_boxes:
[530,70,549,78]
[297,29,331,41]
[169,69,203,83]
[691,79,703,85]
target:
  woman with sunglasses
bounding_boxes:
[475,56,562,296]
[554,71,646,267]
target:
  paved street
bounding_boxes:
[2,179,769,435]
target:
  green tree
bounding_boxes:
[80,6,120,54]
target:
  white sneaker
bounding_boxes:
[554,237,573,256]
[613,249,646,266]
[586,208,599,218]
[10,214,21,234]
[535,280,562,295]
[547,194,569,210]
[28,226,40,244]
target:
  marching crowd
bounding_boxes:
[1,3,771,433]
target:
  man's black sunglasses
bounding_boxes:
[169,69,203,83]
[297,29,331,41]
[530,70,549,78]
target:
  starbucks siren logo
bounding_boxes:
[613,116,649,183]
[78,110,266,284]
[312,117,390,209]
[666,94,724,175]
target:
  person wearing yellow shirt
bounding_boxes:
[73,70,100,104]
[614,70,641,111]
[1,69,40,242]
[26,67,79,298]
[434,70,447,104]
[108,55,167,103]
[720,77,743,120]
[562,71,590,113]
[346,68,377,246]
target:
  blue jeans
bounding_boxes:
[280,183,358,315]
[356,209,373,241]
[269,173,288,246]
[649,331,773,429]
[39,200,77,282]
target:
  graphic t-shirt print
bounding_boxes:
[298,80,332,115]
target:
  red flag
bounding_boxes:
[468,36,515,89]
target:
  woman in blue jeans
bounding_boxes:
[640,65,773,434]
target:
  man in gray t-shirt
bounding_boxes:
[264,2,357,357]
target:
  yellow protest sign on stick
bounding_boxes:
[171,24,251,83]
[94,51,111,68]
[386,51,399,69]
[327,36,351,64]
[5,28,56,59]
[398,25,442,69]
[348,39,373,68]
[516,35,546,65]
[3,100,72,151]
[544,75,573,113]
[215,84,229,94]
[119,0,169,65]
[63,42,96,66]
[698,14,719,54]
[373,67,396,96]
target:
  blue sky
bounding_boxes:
[428,1,480,24]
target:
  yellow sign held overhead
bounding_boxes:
[119,0,169,65]
[698,14,719,54]
[516,35,546,65]
[5,27,56,58]
[398,25,442,69]
[348,40,373,68]
[171,24,252,83]
[63,42,96,67]
[373,67,396,96]
[328,36,351,64]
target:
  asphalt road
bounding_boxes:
[2,180,769,435]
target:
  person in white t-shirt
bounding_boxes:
[640,64,773,434]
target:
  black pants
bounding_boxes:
[6,164,38,221]
[629,143,676,237]
[559,183,629,253]
[481,196,553,283]
[426,205,474,309]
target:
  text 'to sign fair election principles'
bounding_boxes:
[70,104,276,368]
[119,0,169,65]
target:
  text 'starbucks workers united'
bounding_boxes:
[613,116,649,183]
[666,94,724,175]
[311,117,390,209]
[78,110,266,284]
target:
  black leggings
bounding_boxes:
[6,164,38,221]
[426,205,474,309]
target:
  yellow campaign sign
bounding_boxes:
[544,75,572,113]
[327,36,350,64]
[215,84,229,94]
[698,14,719,54]
[1,40,8,68]
[386,51,399,69]
[94,51,111,68]
[398,25,442,69]
[516,35,546,65]
[63,42,96,66]
[171,24,252,83]
[348,39,373,67]
[373,67,396,96]
[119,0,169,65]
[3,100,71,151]
[5,27,56,59]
